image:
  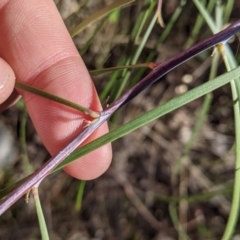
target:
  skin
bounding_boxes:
[1,2,240,215]
[0,0,112,180]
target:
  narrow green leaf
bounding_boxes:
[33,188,50,240]
[1,66,239,200]
[69,0,135,37]
[55,66,240,170]
[15,81,99,118]
[90,63,152,76]
[75,180,86,211]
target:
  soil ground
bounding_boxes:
[1,1,240,239]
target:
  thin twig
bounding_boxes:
[0,20,240,215]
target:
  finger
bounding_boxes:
[0,90,21,112]
[0,58,15,105]
[0,0,112,180]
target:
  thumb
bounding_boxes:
[0,58,16,105]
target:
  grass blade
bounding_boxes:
[56,66,240,169]
[69,0,135,37]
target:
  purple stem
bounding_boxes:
[1,19,240,215]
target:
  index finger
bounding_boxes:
[0,0,112,180]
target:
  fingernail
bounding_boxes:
[0,58,10,89]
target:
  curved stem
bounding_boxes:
[1,19,240,215]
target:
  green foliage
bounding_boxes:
[2,0,240,239]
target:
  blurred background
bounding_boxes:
[1,0,240,239]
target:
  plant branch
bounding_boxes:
[15,81,100,118]
[0,19,240,215]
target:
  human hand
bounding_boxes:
[0,0,112,180]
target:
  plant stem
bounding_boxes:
[32,188,50,240]
[1,19,240,215]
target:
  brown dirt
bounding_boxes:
[1,1,240,239]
